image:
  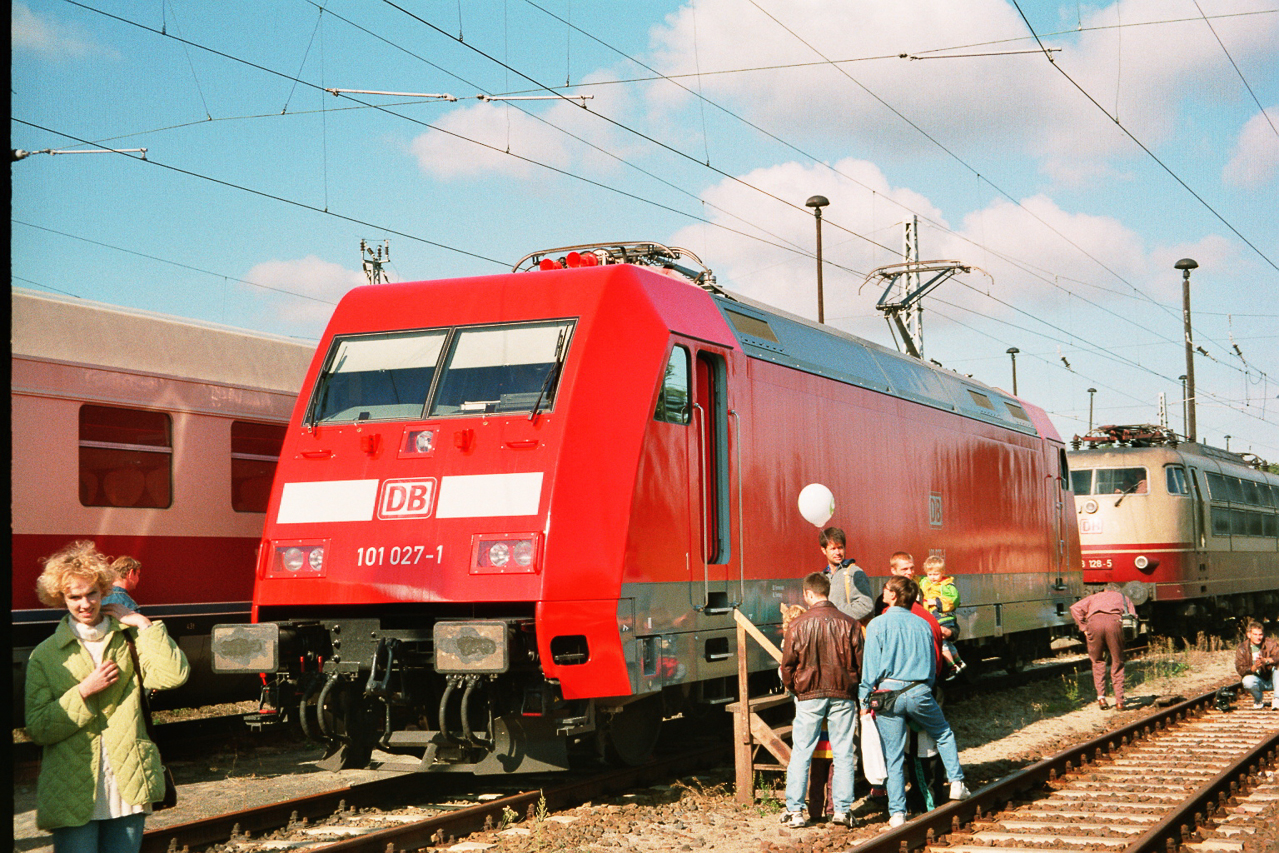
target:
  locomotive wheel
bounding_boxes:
[602,694,663,766]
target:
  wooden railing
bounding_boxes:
[726,608,791,803]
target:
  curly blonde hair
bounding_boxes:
[35,540,113,607]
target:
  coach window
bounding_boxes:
[231,421,287,513]
[1165,466,1189,496]
[655,345,691,425]
[79,405,172,508]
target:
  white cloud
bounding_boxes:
[1223,107,1279,187]
[667,159,1214,350]
[407,87,630,181]
[643,0,1279,184]
[241,256,364,334]
[669,157,946,333]
[11,2,115,60]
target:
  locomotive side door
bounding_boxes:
[682,341,735,613]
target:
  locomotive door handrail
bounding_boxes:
[730,409,744,607]
[692,401,711,608]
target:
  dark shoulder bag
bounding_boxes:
[125,637,178,810]
[865,680,926,714]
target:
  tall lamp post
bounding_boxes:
[1006,347,1020,396]
[1087,387,1097,431]
[1175,258,1199,442]
[806,195,830,323]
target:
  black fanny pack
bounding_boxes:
[864,680,925,714]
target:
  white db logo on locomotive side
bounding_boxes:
[378,478,438,520]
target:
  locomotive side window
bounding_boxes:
[1165,466,1190,496]
[655,346,691,424]
[430,320,574,417]
[1070,468,1093,495]
[231,421,287,513]
[1212,506,1231,536]
[311,330,447,423]
[79,405,172,508]
[1205,471,1227,500]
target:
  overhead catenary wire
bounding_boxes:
[1009,0,1277,273]
[17,3,1268,450]
[62,0,1245,368]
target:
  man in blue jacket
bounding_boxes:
[859,575,970,828]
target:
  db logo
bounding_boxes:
[928,492,943,528]
[378,478,437,519]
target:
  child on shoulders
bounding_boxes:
[920,556,966,677]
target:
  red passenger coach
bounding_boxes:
[11,290,313,718]
[1068,425,1279,633]
[212,243,1082,773]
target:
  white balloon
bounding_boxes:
[797,483,835,528]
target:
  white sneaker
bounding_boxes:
[949,780,971,800]
[1254,701,1265,710]
[779,810,808,828]
[888,813,906,828]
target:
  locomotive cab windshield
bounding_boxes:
[307,319,576,424]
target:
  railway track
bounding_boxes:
[139,742,729,853]
[856,685,1279,853]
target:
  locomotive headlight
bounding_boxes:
[1134,555,1148,569]
[282,547,306,572]
[1083,499,1099,514]
[513,540,535,567]
[269,540,330,578]
[472,533,540,573]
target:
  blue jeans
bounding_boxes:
[874,681,963,817]
[786,696,857,814]
[1243,672,1276,704]
[52,814,146,853]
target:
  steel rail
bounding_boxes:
[140,743,730,853]
[1124,729,1279,852]
[843,687,1223,853]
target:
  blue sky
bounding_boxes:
[12,0,1279,459]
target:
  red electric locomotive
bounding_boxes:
[1068,425,1279,633]
[212,242,1082,773]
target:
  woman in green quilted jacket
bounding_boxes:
[24,541,189,852]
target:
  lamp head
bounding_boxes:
[1174,258,1199,271]
[1006,347,1020,355]
[805,195,830,210]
